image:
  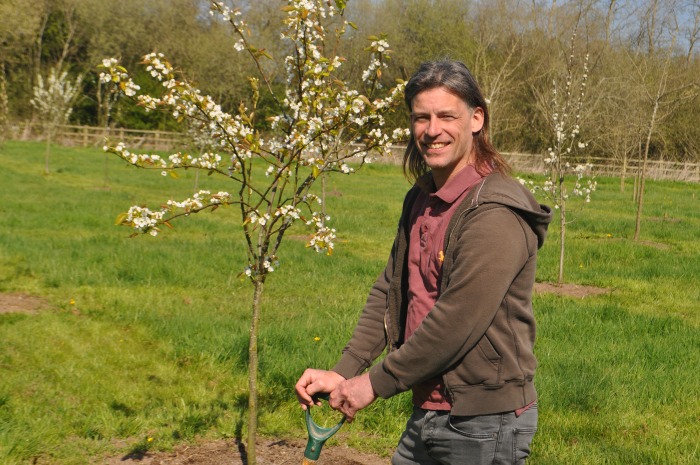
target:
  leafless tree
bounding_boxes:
[628,1,700,240]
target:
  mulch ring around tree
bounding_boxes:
[534,282,610,298]
[0,292,52,315]
[101,438,391,465]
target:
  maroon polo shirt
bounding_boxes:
[405,164,486,410]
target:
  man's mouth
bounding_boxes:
[426,142,448,149]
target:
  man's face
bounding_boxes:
[410,87,484,187]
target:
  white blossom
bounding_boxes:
[105,0,406,269]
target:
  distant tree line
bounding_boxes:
[1,0,699,162]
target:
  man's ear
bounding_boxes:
[471,107,485,134]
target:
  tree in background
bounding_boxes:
[30,66,83,174]
[0,64,8,143]
[100,1,407,463]
[522,25,596,285]
[627,0,700,241]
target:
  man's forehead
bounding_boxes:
[411,88,471,111]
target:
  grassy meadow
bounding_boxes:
[0,140,699,464]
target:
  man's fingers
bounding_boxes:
[338,401,356,423]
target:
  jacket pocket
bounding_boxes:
[452,334,502,386]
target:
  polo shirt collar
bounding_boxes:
[431,165,483,204]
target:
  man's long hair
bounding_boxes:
[403,60,510,182]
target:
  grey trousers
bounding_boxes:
[391,404,538,465]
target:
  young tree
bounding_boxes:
[100,1,407,462]
[30,65,82,174]
[628,1,700,240]
[522,28,597,285]
[0,63,8,143]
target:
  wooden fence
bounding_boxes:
[503,152,700,183]
[17,123,188,152]
[16,123,700,183]
[370,145,700,183]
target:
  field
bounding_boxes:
[1,141,699,464]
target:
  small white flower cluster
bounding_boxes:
[210,2,246,29]
[124,205,166,236]
[105,143,227,176]
[264,163,291,179]
[571,164,597,203]
[105,142,168,168]
[143,53,173,82]
[166,190,232,212]
[262,256,278,272]
[248,210,271,227]
[392,127,410,141]
[191,152,223,170]
[362,39,390,83]
[98,57,140,97]
[305,211,335,255]
[307,224,337,255]
[210,2,247,53]
[243,255,280,277]
[276,205,301,220]
[120,190,233,236]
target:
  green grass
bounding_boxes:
[0,141,699,464]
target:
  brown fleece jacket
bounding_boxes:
[333,173,552,416]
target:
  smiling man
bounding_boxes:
[296,60,553,465]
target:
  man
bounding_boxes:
[295,60,552,465]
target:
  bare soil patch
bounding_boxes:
[0,292,50,314]
[637,240,671,250]
[534,282,610,298]
[102,438,389,465]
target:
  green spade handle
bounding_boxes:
[303,393,345,461]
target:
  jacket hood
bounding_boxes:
[466,173,553,249]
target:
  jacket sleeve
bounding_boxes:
[368,206,533,398]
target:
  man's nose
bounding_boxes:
[426,116,442,137]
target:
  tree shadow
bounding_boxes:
[234,417,248,465]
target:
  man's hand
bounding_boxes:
[295,369,346,410]
[329,373,378,422]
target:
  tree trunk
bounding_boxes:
[321,173,326,217]
[620,154,627,192]
[633,142,642,203]
[247,278,264,465]
[634,97,660,241]
[605,0,616,44]
[44,127,52,175]
[558,202,566,285]
[193,168,200,193]
[633,156,648,241]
